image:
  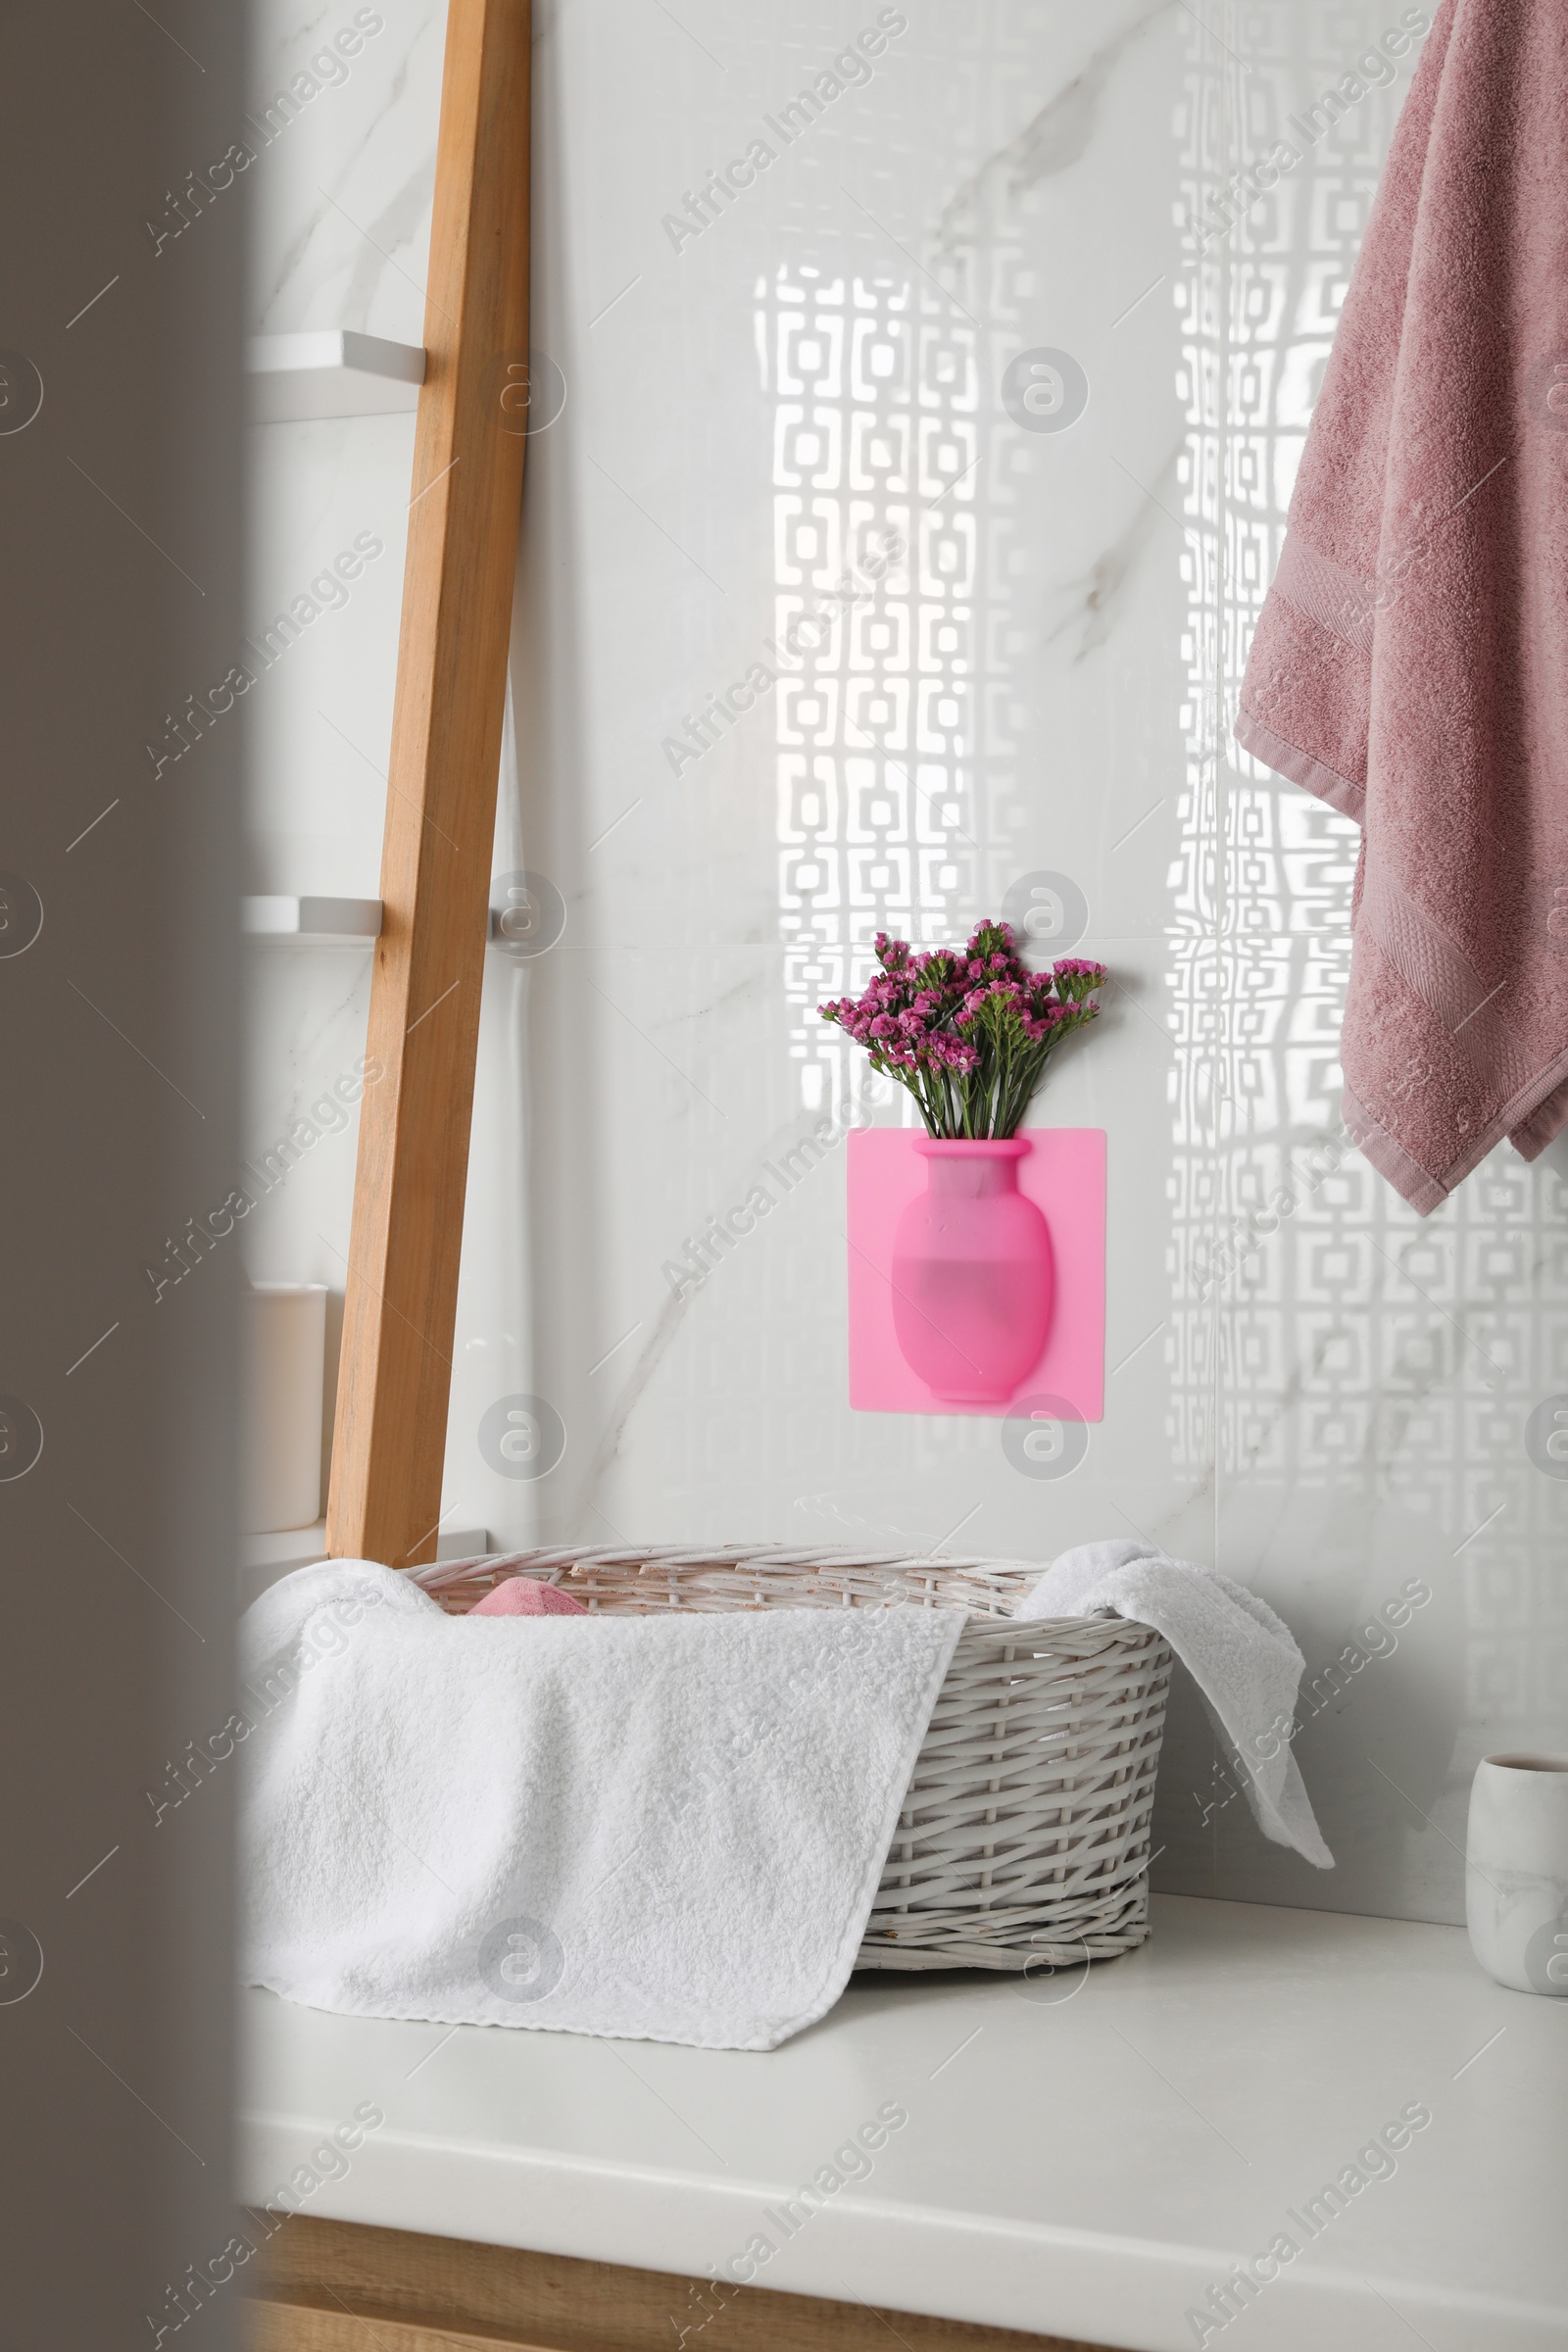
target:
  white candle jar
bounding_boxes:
[240,1283,328,1535]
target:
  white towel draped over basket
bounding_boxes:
[241,1544,1320,2049]
[414,1548,1178,1979]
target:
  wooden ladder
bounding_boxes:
[324,0,532,1567]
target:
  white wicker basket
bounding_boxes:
[415,1544,1172,1974]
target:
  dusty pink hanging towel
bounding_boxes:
[1236,0,1568,1213]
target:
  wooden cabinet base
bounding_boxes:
[248,2216,1121,2352]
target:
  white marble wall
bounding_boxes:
[246,0,1568,1927]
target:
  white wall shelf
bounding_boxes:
[244,896,383,944]
[246,330,425,422]
[245,898,552,947]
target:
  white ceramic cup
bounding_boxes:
[1465,1753,1568,1997]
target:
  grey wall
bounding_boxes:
[0,2,243,2341]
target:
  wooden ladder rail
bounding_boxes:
[324,0,531,1567]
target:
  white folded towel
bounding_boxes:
[240,1559,961,2050]
[1016,1540,1333,1869]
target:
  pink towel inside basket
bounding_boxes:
[470,1576,588,1618]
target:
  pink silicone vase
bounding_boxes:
[890,1139,1054,1403]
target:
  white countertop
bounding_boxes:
[240,1893,1567,2352]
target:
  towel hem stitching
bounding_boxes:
[1234,705,1366,823]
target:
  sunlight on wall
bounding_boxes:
[1177,3,1568,1759]
[758,261,985,1124]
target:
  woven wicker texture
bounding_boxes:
[415,1545,1172,1973]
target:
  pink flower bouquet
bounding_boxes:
[819,920,1105,1139]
